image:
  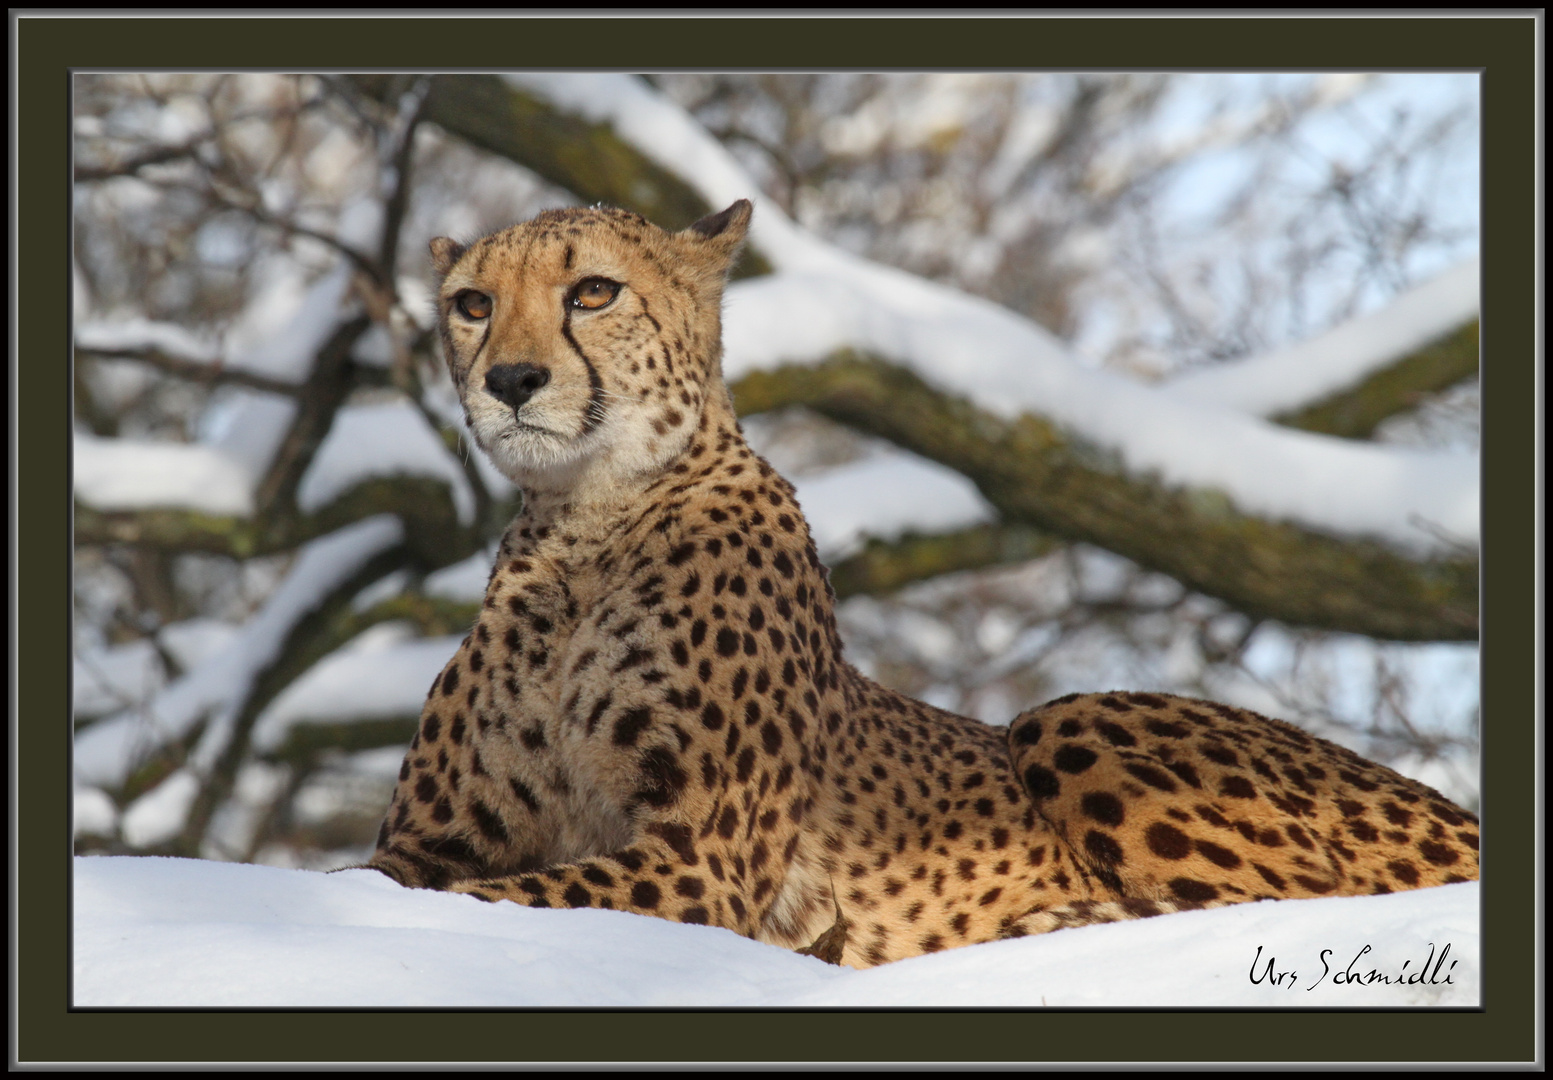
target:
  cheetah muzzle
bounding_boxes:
[369,199,1480,968]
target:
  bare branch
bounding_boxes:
[76,345,301,397]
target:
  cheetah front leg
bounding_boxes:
[442,818,765,936]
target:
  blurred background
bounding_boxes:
[71,73,1481,871]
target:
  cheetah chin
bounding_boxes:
[368,199,1479,969]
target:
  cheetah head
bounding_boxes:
[429,200,752,490]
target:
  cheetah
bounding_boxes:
[367,199,1479,968]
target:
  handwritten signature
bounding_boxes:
[1248,943,1458,990]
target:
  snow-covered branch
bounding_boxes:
[1167,260,1480,420]
[732,352,1476,642]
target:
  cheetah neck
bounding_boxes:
[510,378,743,538]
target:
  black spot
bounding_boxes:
[715,628,739,656]
[1220,775,1257,799]
[1146,821,1192,859]
[469,800,509,843]
[1124,762,1177,792]
[1199,743,1239,767]
[636,746,688,808]
[647,821,698,865]
[631,881,662,908]
[1095,721,1137,747]
[1348,820,1379,842]
[612,706,653,746]
[441,666,460,697]
[700,701,725,730]
[1387,859,1420,886]
[1012,720,1043,746]
[1053,745,1098,773]
[563,883,592,908]
[1081,791,1125,826]
[1168,877,1219,903]
[1023,764,1060,800]
[1084,829,1124,865]
[1195,839,1241,869]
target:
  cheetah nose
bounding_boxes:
[485,363,551,413]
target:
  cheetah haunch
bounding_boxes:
[369,199,1479,967]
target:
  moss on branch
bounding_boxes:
[1275,320,1480,439]
[75,475,476,569]
[827,524,1061,599]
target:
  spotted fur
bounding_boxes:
[368,200,1479,968]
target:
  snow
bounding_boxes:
[72,788,119,838]
[424,546,497,601]
[73,432,255,516]
[251,631,464,754]
[119,768,200,848]
[515,74,1479,555]
[72,855,1479,1008]
[196,389,296,480]
[73,638,163,718]
[74,316,219,364]
[297,400,476,523]
[225,260,355,383]
[73,516,405,790]
[1168,260,1480,416]
[791,450,995,560]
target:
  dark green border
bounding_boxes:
[18,13,1538,1067]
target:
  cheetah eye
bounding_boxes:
[570,278,621,311]
[455,290,492,320]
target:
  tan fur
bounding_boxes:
[368,201,1479,968]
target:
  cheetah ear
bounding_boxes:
[429,237,466,278]
[679,200,753,284]
[687,199,753,243]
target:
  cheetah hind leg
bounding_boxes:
[999,897,1232,939]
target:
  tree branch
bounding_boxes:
[827,524,1060,600]
[172,543,412,857]
[347,74,772,279]
[75,474,477,569]
[1273,320,1479,439]
[730,352,1477,641]
[252,315,372,519]
[75,345,302,397]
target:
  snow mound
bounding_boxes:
[73,856,1478,1008]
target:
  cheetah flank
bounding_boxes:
[368,200,1479,967]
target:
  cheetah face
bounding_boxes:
[430,202,752,487]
